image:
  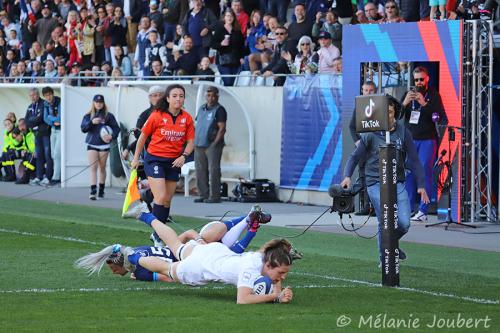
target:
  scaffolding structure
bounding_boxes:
[462,20,498,223]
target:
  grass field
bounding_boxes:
[0,196,498,333]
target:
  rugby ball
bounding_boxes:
[100,125,113,142]
[253,275,273,295]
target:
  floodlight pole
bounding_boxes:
[379,131,400,287]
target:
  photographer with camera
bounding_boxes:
[401,66,447,222]
[340,97,429,263]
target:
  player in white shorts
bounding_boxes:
[126,209,294,304]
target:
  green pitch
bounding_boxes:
[0,197,498,333]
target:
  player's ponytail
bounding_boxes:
[260,239,293,268]
[74,244,126,276]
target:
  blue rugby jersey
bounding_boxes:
[133,246,177,281]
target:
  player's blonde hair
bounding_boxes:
[74,244,133,275]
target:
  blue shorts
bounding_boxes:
[144,153,181,181]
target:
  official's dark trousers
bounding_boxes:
[195,142,224,200]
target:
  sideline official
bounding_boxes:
[194,86,227,203]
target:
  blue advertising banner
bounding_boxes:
[280,74,343,191]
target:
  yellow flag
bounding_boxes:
[122,169,141,216]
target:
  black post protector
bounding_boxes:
[379,143,400,287]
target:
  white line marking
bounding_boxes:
[2,228,497,305]
[0,285,351,294]
[0,228,106,246]
[293,272,499,305]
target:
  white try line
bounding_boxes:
[0,284,352,294]
[2,228,498,305]
[0,228,107,246]
[292,272,499,305]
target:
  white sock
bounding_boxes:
[221,216,249,247]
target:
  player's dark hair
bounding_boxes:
[261,239,293,268]
[156,84,185,113]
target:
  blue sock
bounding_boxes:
[229,230,256,254]
[223,215,246,231]
[138,212,156,226]
[153,204,168,224]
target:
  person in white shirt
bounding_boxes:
[316,31,340,74]
[125,208,294,304]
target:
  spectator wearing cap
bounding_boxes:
[288,2,313,46]
[182,0,218,59]
[316,31,340,74]
[134,16,153,77]
[25,88,53,186]
[108,6,128,68]
[80,94,120,200]
[282,35,318,74]
[335,0,355,25]
[122,85,164,161]
[194,86,227,203]
[231,0,249,36]
[211,9,245,86]
[42,87,61,185]
[33,5,59,48]
[312,9,342,52]
[381,0,406,22]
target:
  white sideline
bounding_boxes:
[0,228,107,246]
[293,272,499,305]
[2,228,498,305]
[0,285,350,294]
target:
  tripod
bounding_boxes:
[426,127,476,230]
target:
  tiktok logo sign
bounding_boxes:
[355,95,390,133]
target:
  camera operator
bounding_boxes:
[341,97,430,262]
[401,66,447,222]
[348,81,377,215]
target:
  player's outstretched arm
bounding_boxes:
[236,286,278,304]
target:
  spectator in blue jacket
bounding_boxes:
[25,88,53,186]
[80,94,120,200]
[42,87,61,186]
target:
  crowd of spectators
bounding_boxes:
[0,0,494,86]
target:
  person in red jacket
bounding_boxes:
[131,84,194,226]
